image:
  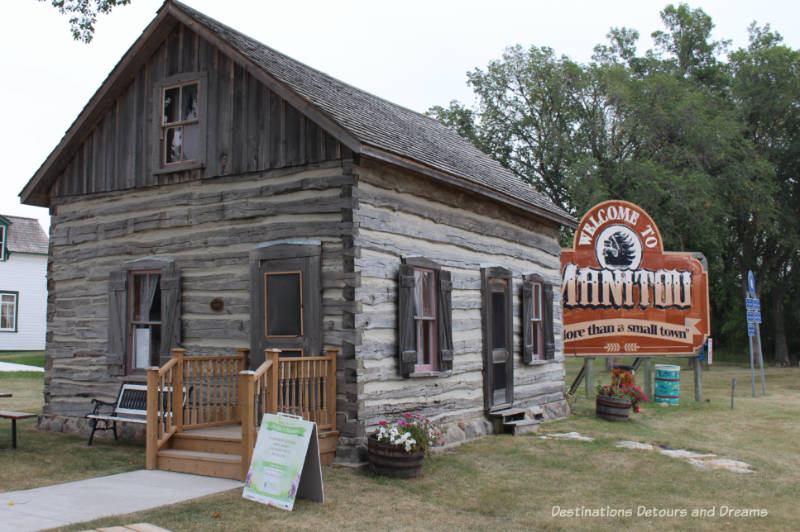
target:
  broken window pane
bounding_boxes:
[181,83,198,121]
[165,127,182,164]
[163,87,179,124]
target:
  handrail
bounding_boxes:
[239,349,280,479]
[146,349,182,470]
[146,346,337,479]
[146,347,249,469]
[158,355,179,375]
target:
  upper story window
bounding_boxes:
[162,81,200,166]
[0,225,6,261]
[398,258,453,376]
[154,73,206,174]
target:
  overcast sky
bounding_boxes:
[2,0,799,232]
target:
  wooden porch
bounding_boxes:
[145,348,338,481]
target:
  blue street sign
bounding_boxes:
[747,310,755,323]
[754,311,762,324]
[746,298,756,310]
[753,299,760,311]
[748,323,755,337]
[747,271,756,298]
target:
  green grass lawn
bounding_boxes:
[0,351,45,368]
[1,359,797,531]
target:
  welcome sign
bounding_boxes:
[561,200,709,356]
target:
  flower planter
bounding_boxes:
[596,395,632,421]
[367,435,425,478]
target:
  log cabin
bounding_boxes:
[20,0,576,478]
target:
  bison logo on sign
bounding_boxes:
[597,225,642,270]
[561,200,710,356]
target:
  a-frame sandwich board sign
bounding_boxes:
[242,413,324,511]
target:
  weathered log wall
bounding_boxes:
[352,158,568,447]
[44,162,356,431]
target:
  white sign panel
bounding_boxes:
[242,413,323,511]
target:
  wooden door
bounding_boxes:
[482,268,514,411]
[249,244,321,368]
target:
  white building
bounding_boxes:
[0,215,48,351]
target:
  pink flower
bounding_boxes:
[379,421,387,426]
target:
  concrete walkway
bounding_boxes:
[0,362,44,373]
[0,470,242,532]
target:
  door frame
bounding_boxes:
[481,267,514,412]
[249,243,321,368]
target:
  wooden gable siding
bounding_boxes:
[53,24,348,199]
[351,159,568,436]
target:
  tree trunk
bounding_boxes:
[771,293,790,366]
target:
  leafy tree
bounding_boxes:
[728,24,800,364]
[430,3,799,363]
[40,0,131,43]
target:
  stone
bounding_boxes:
[616,440,655,450]
[687,458,754,473]
[658,448,716,459]
[540,432,594,442]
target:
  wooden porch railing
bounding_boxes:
[182,348,249,428]
[276,348,338,431]
[145,354,180,470]
[239,349,279,478]
[146,346,338,475]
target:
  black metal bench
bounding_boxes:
[85,383,190,445]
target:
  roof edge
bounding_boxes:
[20,3,179,207]
[165,1,363,156]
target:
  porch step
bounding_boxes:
[171,425,242,455]
[503,418,541,436]
[157,449,242,481]
[488,407,544,435]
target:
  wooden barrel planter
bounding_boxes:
[596,395,632,421]
[367,435,425,478]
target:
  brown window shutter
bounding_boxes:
[107,271,128,376]
[437,269,454,371]
[398,263,417,376]
[543,282,555,359]
[521,281,533,363]
[159,268,182,366]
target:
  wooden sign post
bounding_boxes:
[242,413,324,511]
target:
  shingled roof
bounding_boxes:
[21,0,575,227]
[1,215,48,255]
